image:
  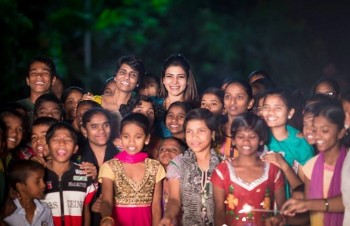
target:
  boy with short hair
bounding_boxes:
[42,122,96,226]
[3,159,53,226]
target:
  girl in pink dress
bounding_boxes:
[99,113,165,226]
[211,112,286,226]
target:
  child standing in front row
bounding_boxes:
[99,113,165,226]
[41,122,96,226]
[2,160,53,226]
[211,112,286,226]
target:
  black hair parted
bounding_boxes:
[120,112,151,137]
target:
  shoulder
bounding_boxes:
[302,155,319,179]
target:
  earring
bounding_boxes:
[212,132,216,142]
[288,115,292,119]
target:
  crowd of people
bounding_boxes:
[0,53,350,226]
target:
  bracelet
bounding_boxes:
[324,198,329,212]
[100,216,115,225]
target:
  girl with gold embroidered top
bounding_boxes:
[211,112,285,226]
[99,113,165,226]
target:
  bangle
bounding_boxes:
[100,216,115,225]
[324,198,329,212]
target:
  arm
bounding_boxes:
[158,178,181,226]
[83,203,91,226]
[213,184,226,226]
[100,178,114,226]
[152,181,163,226]
[262,152,303,190]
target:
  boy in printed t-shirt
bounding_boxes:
[41,122,96,226]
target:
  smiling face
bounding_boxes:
[201,93,223,115]
[313,115,344,153]
[132,101,155,126]
[3,114,23,150]
[64,90,83,121]
[120,123,150,155]
[48,128,77,163]
[162,66,188,97]
[233,128,262,156]
[19,169,46,200]
[262,94,294,129]
[224,83,253,118]
[166,105,186,136]
[26,62,55,94]
[303,113,316,145]
[114,63,139,93]
[31,124,50,158]
[82,113,111,147]
[185,119,212,154]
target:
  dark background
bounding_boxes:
[1,0,350,102]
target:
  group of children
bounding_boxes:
[0,54,350,226]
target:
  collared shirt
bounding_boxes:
[4,198,53,226]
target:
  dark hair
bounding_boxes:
[250,78,276,96]
[34,93,64,120]
[120,113,150,136]
[159,53,198,101]
[101,77,115,94]
[342,90,350,102]
[46,121,78,145]
[183,108,222,147]
[61,86,84,104]
[0,108,25,132]
[201,87,224,105]
[0,119,6,144]
[114,55,145,84]
[159,137,187,154]
[8,160,44,191]
[231,112,269,145]
[248,70,273,83]
[166,101,193,121]
[27,56,57,78]
[137,72,160,91]
[225,79,253,100]
[81,108,111,128]
[313,99,345,130]
[76,100,102,110]
[311,77,340,98]
[32,117,59,128]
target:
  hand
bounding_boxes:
[82,92,94,101]
[281,198,308,216]
[158,216,173,226]
[30,155,47,167]
[80,162,97,180]
[261,152,288,171]
[264,215,286,226]
[91,195,102,213]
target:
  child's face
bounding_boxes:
[26,62,55,94]
[233,128,262,156]
[342,100,350,129]
[120,123,149,155]
[163,66,188,97]
[82,113,111,147]
[166,106,186,135]
[313,115,344,153]
[262,94,293,128]
[201,93,223,115]
[3,115,23,149]
[36,101,62,121]
[20,169,46,200]
[64,91,83,120]
[76,105,93,130]
[185,119,212,154]
[224,83,253,118]
[31,124,50,158]
[138,78,159,97]
[158,139,182,167]
[103,81,116,95]
[132,101,155,126]
[48,128,77,163]
[303,113,316,145]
